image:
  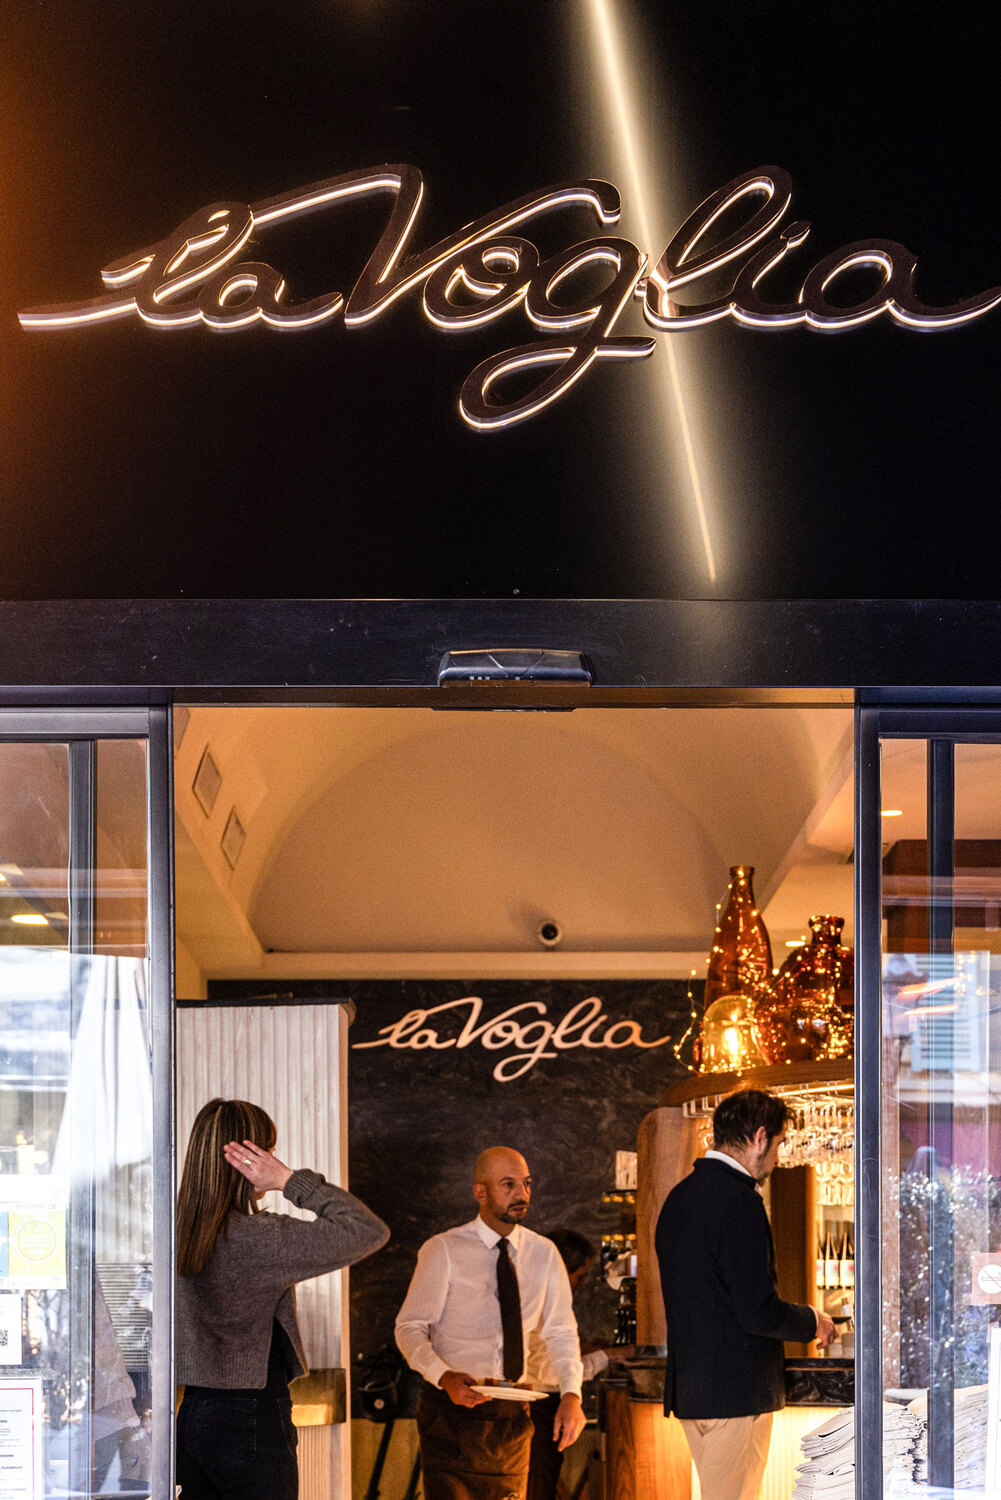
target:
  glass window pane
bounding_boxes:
[95,741,149,961]
[0,740,152,1498]
[880,738,1001,1497]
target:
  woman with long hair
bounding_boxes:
[176,1097,388,1499]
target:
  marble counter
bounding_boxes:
[609,1355,854,1407]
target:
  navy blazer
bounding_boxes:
[655,1156,818,1418]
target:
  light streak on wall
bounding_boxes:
[585,0,718,583]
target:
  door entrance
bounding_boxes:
[173,700,856,1499]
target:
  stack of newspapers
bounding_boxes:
[794,1387,988,1497]
[792,1406,856,1500]
[901,1385,988,1490]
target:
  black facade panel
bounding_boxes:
[0,598,1000,695]
[1,0,997,604]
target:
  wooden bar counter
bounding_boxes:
[601,1359,854,1500]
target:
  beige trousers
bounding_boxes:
[680,1412,773,1500]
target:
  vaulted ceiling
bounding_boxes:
[173,704,854,994]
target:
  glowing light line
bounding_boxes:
[587,0,717,582]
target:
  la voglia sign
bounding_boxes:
[19,164,1000,430]
[351,993,673,1083]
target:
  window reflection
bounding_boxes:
[0,742,151,1497]
[880,740,1001,1495]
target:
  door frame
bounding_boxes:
[855,705,1001,1500]
[0,707,175,1500]
[6,689,1001,1500]
[0,599,1000,700]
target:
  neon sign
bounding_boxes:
[351,993,672,1082]
[19,164,1000,429]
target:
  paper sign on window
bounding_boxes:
[971,1253,1001,1306]
[0,1378,43,1500]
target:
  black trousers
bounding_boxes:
[526,1394,563,1500]
[176,1388,298,1500]
[417,1382,533,1500]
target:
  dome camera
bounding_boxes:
[537,920,563,948]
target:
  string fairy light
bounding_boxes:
[672,967,701,1072]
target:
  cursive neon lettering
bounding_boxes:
[582,1015,616,1048]
[551,997,605,1048]
[351,1006,457,1051]
[352,993,672,1080]
[644,165,1001,335]
[20,163,998,428]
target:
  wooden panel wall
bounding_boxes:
[636,1107,701,1347]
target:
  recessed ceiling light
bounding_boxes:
[881,808,903,818]
[11,912,48,926]
[785,937,806,948]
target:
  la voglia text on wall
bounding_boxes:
[20,165,1001,430]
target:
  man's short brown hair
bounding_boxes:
[711,1089,791,1148]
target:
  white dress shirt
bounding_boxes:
[527,1333,608,1391]
[703,1148,753,1178]
[395,1216,584,1397]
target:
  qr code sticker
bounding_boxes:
[0,1329,9,1348]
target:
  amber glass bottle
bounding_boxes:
[699,866,773,1072]
[704,866,774,1008]
[751,913,854,1064]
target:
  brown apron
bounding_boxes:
[417,1382,533,1500]
[526,1394,563,1500]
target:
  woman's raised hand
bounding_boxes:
[224,1139,293,1194]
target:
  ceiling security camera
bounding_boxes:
[537,920,562,948]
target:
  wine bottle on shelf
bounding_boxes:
[816,1229,825,1290]
[841,1226,855,1289]
[614,1283,636,1345]
[824,1226,840,1290]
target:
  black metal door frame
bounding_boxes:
[0,599,1000,701]
[2,679,1000,1500]
[856,706,1001,1500]
[0,708,175,1500]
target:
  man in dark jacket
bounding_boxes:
[655,1089,836,1500]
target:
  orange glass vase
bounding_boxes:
[699,866,773,1072]
[751,914,854,1064]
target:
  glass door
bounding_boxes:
[857,709,1001,1500]
[0,711,172,1499]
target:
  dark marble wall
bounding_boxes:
[343,980,698,1365]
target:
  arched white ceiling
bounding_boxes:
[174,705,853,969]
[252,717,724,952]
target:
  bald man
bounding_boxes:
[396,1147,585,1500]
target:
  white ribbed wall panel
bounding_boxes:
[299,1425,342,1498]
[177,1004,351,1499]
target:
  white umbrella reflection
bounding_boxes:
[53,955,153,1188]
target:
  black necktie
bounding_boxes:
[496,1237,523,1381]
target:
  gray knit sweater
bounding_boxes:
[176,1169,389,1388]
